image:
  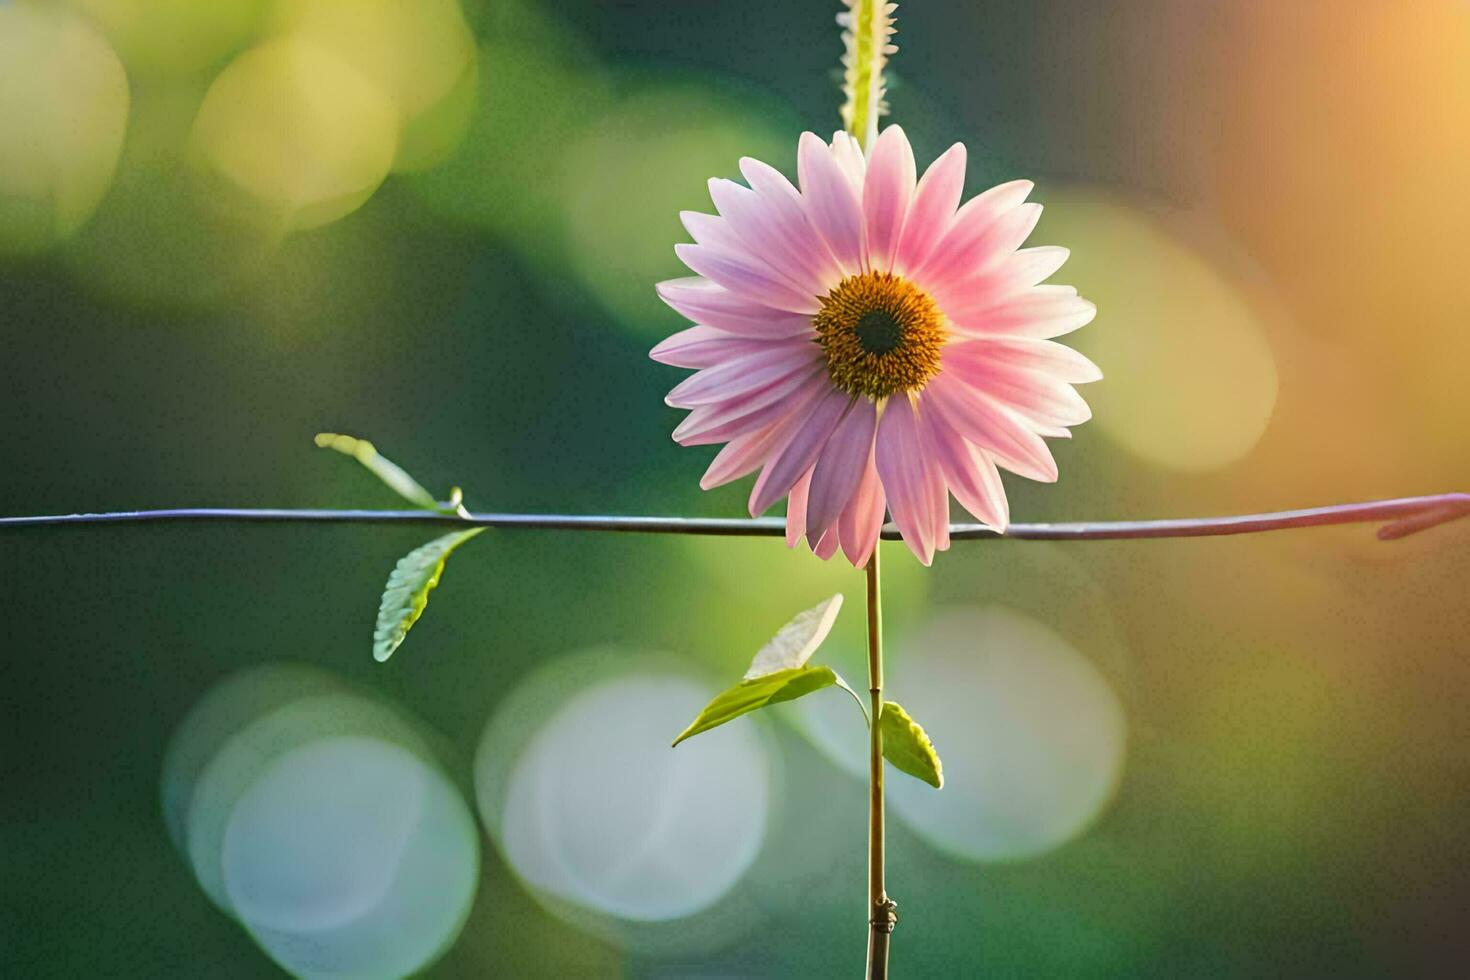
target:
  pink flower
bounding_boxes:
[651,125,1101,566]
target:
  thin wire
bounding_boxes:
[0,493,1465,541]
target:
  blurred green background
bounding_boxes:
[3,0,1469,976]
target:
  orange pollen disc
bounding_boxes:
[812,271,946,399]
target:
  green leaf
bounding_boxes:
[672,665,837,747]
[880,700,943,788]
[744,594,844,679]
[373,528,485,662]
[315,432,445,513]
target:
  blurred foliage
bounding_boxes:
[0,3,129,254]
[61,0,267,77]
[267,0,478,172]
[188,35,401,232]
[3,0,1470,977]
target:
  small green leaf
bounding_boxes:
[315,432,443,512]
[744,594,844,679]
[880,701,943,788]
[373,528,485,662]
[672,665,837,746]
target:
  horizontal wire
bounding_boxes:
[1,493,1465,542]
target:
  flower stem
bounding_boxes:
[865,546,896,978]
[840,0,896,151]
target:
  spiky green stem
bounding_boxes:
[840,0,897,150]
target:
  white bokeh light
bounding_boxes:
[182,690,431,912]
[477,658,772,926]
[162,665,478,978]
[160,662,342,856]
[886,606,1128,861]
[223,736,479,979]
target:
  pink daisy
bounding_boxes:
[651,125,1101,566]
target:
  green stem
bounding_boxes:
[865,546,896,978]
[841,0,895,151]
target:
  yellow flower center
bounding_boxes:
[813,271,946,399]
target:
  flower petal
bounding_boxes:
[740,157,843,289]
[830,131,867,191]
[749,385,851,516]
[915,188,1038,291]
[874,395,938,565]
[940,346,1095,428]
[657,277,815,338]
[651,325,793,369]
[805,398,878,545]
[675,242,820,315]
[785,467,813,546]
[894,142,966,276]
[838,448,886,567]
[946,337,1103,384]
[798,131,864,275]
[1009,246,1070,287]
[925,373,1059,483]
[665,343,820,407]
[925,412,1010,529]
[680,208,747,254]
[935,247,1073,322]
[673,367,826,445]
[979,372,1092,428]
[862,125,917,273]
[701,424,788,490]
[681,208,811,298]
[948,286,1097,339]
[707,176,835,298]
[911,400,953,555]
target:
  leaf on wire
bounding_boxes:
[880,700,943,788]
[315,432,443,512]
[373,528,485,663]
[672,665,838,747]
